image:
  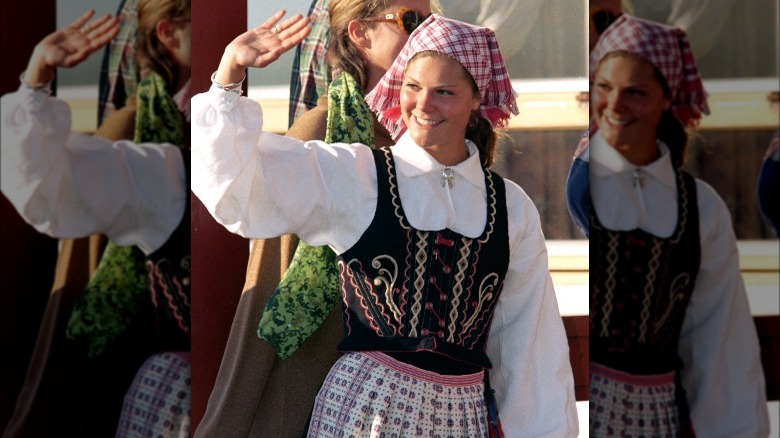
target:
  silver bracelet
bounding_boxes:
[211,70,245,94]
[19,71,52,93]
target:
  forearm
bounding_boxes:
[214,46,247,86]
[23,45,56,86]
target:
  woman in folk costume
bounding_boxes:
[586,14,770,436]
[192,10,578,437]
[0,2,192,436]
[195,1,442,436]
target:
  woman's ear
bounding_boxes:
[156,20,180,52]
[347,20,370,49]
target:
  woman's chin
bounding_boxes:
[408,130,435,148]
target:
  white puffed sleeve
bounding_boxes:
[486,180,579,437]
[190,86,377,253]
[0,85,186,255]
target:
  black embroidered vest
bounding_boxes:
[590,169,700,374]
[336,148,510,369]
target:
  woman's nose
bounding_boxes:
[607,89,626,111]
[417,90,435,111]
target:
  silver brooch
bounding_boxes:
[632,168,646,188]
[441,167,454,189]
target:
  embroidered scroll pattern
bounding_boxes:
[338,261,353,335]
[344,259,382,334]
[638,240,664,341]
[372,254,402,333]
[384,150,411,230]
[478,172,497,244]
[462,272,499,344]
[668,171,689,245]
[600,233,620,337]
[408,231,429,337]
[654,273,691,334]
[446,237,471,342]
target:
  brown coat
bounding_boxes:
[194,94,394,437]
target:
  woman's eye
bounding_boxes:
[596,82,611,91]
[404,83,420,90]
[437,89,453,96]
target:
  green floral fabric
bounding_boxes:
[258,72,375,359]
[66,71,184,358]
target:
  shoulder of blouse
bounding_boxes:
[692,176,734,238]
[501,176,541,237]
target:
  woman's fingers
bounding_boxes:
[259,9,287,31]
[278,16,312,50]
[57,14,119,67]
[84,14,115,35]
[68,9,96,31]
[275,14,311,40]
[86,15,120,49]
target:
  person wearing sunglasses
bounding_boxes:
[194,1,444,437]
[362,6,428,34]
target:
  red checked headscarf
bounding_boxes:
[365,14,519,140]
[590,14,710,128]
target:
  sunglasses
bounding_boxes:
[363,7,429,35]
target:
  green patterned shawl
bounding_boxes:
[258,72,375,359]
[66,71,184,358]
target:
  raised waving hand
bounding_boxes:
[215,9,311,85]
[24,10,120,86]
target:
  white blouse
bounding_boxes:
[191,86,579,437]
[589,131,770,437]
[0,84,187,255]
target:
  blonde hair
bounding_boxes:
[136,0,190,91]
[327,0,442,91]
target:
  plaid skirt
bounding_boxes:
[589,362,689,437]
[115,352,191,438]
[307,351,488,438]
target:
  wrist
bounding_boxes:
[211,70,245,95]
[19,71,53,93]
[215,47,246,85]
[24,46,55,85]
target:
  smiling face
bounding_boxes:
[592,53,672,165]
[400,53,481,165]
